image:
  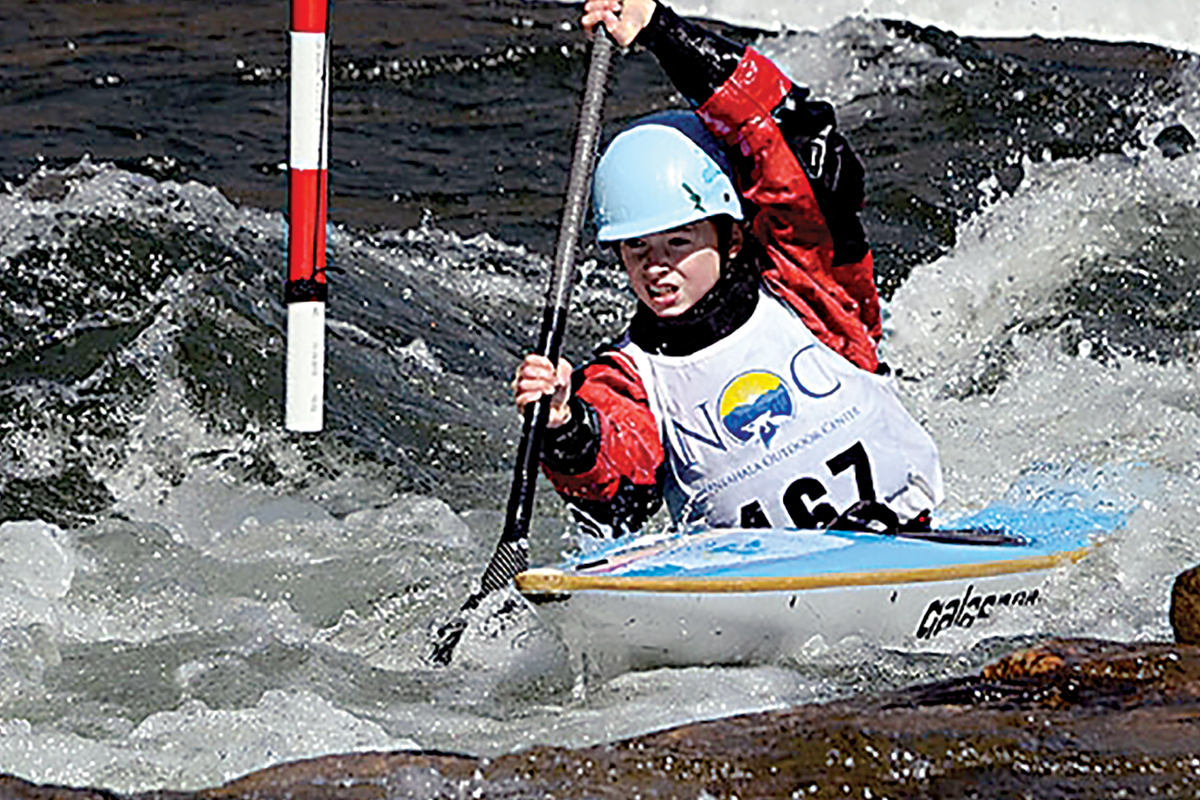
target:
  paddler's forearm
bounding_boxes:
[538,355,665,515]
[539,379,666,537]
[634,3,745,107]
[541,396,601,474]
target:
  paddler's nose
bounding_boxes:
[642,241,674,272]
[642,259,671,279]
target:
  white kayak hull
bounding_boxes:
[516,511,1110,680]
[523,565,1066,679]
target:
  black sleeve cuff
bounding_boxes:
[540,396,601,475]
[636,2,745,107]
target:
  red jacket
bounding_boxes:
[542,35,882,536]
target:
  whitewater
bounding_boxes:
[0,0,1198,793]
[675,0,1200,53]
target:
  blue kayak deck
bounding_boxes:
[558,507,1118,581]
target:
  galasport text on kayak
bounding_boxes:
[916,584,1040,640]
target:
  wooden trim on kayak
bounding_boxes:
[515,545,1095,595]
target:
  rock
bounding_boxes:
[0,774,119,800]
[979,642,1065,679]
[1154,124,1195,159]
[9,640,1200,799]
[1171,563,1200,643]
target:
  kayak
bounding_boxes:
[515,507,1115,680]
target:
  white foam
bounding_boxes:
[885,148,1200,379]
[0,521,73,603]
[879,145,1200,642]
[670,0,1200,55]
[0,690,417,794]
[0,522,74,635]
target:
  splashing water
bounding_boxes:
[1,1,1199,793]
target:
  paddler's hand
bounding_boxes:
[581,0,655,47]
[513,355,573,428]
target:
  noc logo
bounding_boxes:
[718,371,793,448]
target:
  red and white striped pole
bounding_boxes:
[285,0,330,432]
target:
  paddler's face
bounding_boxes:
[619,219,737,318]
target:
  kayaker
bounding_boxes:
[513,0,943,537]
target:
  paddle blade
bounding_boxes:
[427,538,528,665]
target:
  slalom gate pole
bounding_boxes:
[285,0,331,432]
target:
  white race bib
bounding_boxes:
[620,291,942,528]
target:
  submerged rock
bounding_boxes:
[7,639,1200,799]
[1154,124,1196,159]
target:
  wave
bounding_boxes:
[0,159,629,530]
[669,0,1200,55]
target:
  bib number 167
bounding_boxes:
[738,442,874,529]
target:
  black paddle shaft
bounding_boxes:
[429,32,614,665]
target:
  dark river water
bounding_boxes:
[1,0,1200,792]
